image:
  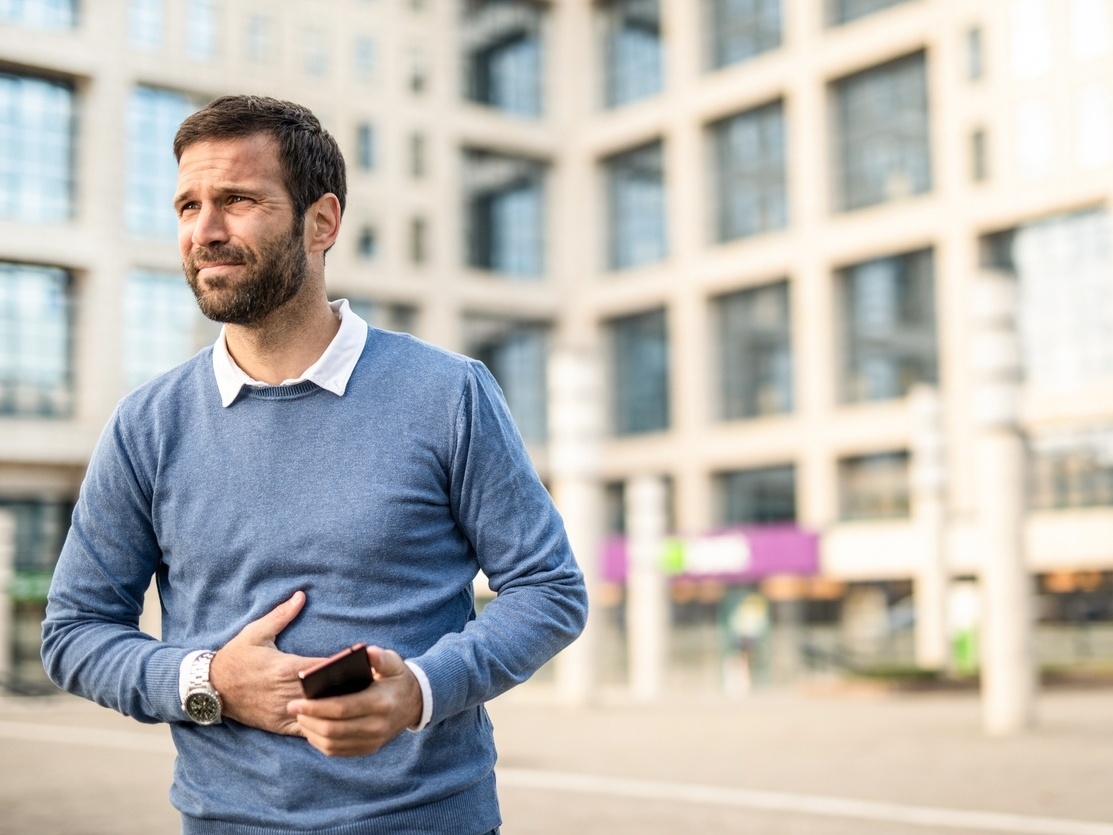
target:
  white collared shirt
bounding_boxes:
[181,299,433,730]
[211,298,368,407]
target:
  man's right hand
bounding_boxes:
[209,590,322,736]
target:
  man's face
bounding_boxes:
[174,134,308,326]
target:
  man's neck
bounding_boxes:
[224,296,341,385]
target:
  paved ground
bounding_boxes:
[1,684,1111,834]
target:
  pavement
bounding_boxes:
[1,683,1111,835]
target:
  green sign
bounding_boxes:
[8,571,54,602]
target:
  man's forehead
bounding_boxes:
[178,133,281,173]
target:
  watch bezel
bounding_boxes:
[184,688,222,725]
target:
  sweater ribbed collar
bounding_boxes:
[211,299,369,407]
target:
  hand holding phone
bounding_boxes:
[298,643,373,699]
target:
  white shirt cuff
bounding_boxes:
[178,649,207,706]
[403,660,433,731]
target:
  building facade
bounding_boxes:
[2,0,1113,692]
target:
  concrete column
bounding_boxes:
[971,273,1036,736]
[909,385,949,670]
[0,509,14,684]
[547,347,605,704]
[626,474,669,701]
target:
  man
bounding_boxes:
[41,95,588,835]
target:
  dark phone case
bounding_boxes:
[298,643,373,699]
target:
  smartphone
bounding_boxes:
[298,643,373,699]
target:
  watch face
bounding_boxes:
[185,692,221,725]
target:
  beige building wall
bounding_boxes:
[3,0,1113,684]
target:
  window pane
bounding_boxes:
[128,0,163,50]
[355,37,376,81]
[245,14,273,63]
[357,123,376,171]
[716,465,796,524]
[839,451,910,520]
[126,86,198,238]
[602,0,662,108]
[0,262,72,417]
[716,281,793,419]
[827,0,914,26]
[0,73,74,223]
[464,316,549,442]
[608,308,669,435]
[186,0,217,61]
[834,52,932,211]
[707,0,782,70]
[1029,425,1113,509]
[463,150,546,278]
[0,0,76,28]
[346,297,417,334]
[123,270,213,389]
[713,100,787,241]
[463,0,544,117]
[986,208,1113,391]
[606,141,667,270]
[838,249,937,403]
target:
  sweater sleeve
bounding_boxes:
[41,410,188,724]
[412,361,588,725]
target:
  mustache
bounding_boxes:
[187,244,255,270]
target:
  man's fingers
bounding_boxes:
[238,590,306,644]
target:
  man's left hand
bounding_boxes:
[287,646,424,757]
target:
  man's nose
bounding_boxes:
[190,204,230,247]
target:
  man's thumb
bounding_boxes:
[368,646,406,678]
[244,590,306,643]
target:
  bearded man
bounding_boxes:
[41,95,587,835]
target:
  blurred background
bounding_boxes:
[1,0,1112,718]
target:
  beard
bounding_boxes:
[184,220,308,326]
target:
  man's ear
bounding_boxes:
[305,194,342,254]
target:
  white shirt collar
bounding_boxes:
[211,299,369,407]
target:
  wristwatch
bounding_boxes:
[182,651,223,725]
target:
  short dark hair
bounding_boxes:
[174,95,347,220]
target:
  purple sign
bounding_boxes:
[600,525,818,584]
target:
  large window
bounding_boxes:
[706,0,781,70]
[128,0,163,50]
[463,149,546,278]
[839,451,910,520]
[462,0,544,117]
[838,249,937,403]
[186,0,217,61]
[345,298,417,334]
[245,14,273,63]
[827,0,915,26]
[1,499,73,689]
[712,100,787,241]
[606,141,667,270]
[127,86,198,239]
[0,0,76,28]
[464,316,549,442]
[1030,425,1113,510]
[602,0,662,108]
[123,271,213,389]
[715,281,793,419]
[716,464,796,524]
[0,73,74,223]
[833,52,931,211]
[985,208,1113,391]
[0,263,71,417]
[356,123,376,171]
[608,308,669,435]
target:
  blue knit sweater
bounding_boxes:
[42,328,588,834]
